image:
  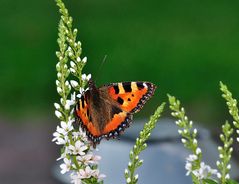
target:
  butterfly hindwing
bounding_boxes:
[106,81,156,113]
[75,91,102,143]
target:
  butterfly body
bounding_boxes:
[75,79,156,147]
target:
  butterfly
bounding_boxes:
[75,79,156,147]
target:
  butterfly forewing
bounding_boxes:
[106,81,156,113]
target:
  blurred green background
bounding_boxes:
[1,0,239,126]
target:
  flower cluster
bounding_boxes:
[53,0,105,183]
[168,95,202,171]
[168,95,220,183]
[185,154,218,180]
[125,103,165,184]
[220,82,239,144]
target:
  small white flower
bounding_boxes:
[57,87,62,93]
[82,57,87,63]
[185,162,192,175]
[196,148,201,155]
[70,68,76,73]
[186,154,198,162]
[65,99,74,110]
[52,129,68,145]
[69,51,73,57]
[134,174,139,180]
[86,74,91,81]
[90,155,101,164]
[70,80,79,88]
[76,57,81,63]
[126,177,131,183]
[56,62,60,69]
[60,158,71,174]
[54,103,61,110]
[82,74,87,80]
[227,164,231,170]
[192,162,218,180]
[60,120,74,134]
[181,138,186,144]
[193,129,197,134]
[225,173,230,179]
[56,80,60,86]
[217,172,222,179]
[193,139,197,145]
[79,166,94,179]
[92,168,106,179]
[77,154,93,165]
[125,169,129,174]
[76,93,82,98]
[79,87,85,94]
[69,140,88,155]
[55,110,62,118]
[71,172,82,184]
[57,73,62,78]
[70,61,76,68]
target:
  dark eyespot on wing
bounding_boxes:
[136,82,144,90]
[123,82,132,92]
[111,105,122,118]
[113,85,119,94]
[117,97,124,105]
[127,98,131,101]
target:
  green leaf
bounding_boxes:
[203,179,218,184]
[226,179,239,184]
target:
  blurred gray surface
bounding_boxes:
[0,118,58,184]
[54,118,239,184]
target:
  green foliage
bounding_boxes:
[125,103,165,184]
[203,179,218,184]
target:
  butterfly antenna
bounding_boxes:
[95,55,107,83]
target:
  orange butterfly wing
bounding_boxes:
[75,81,156,147]
[106,81,156,113]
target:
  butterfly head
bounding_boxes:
[88,78,97,91]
